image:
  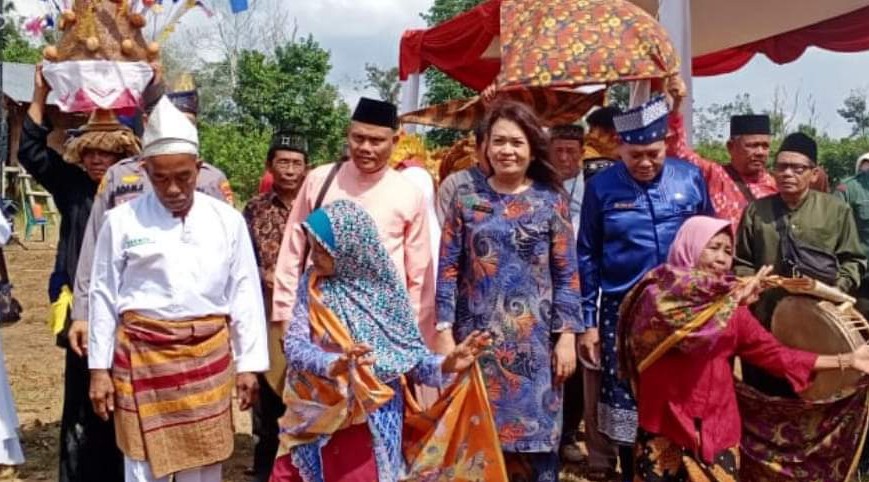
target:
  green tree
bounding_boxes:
[199,122,271,203]
[838,89,869,138]
[818,136,869,186]
[419,0,485,147]
[693,93,754,143]
[234,35,350,165]
[0,2,43,63]
[363,64,400,104]
[694,141,729,164]
[608,84,630,110]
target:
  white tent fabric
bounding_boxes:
[632,0,869,56]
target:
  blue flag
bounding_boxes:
[229,0,248,13]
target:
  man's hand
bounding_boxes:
[552,333,577,386]
[578,328,601,368]
[28,63,50,125]
[149,61,163,87]
[236,373,259,411]
[89,369,114,421]
[33,63,50,100]
[68,320,88,357]
[263,267,275,290]
[665,74,687,113]
[481,83,498,105]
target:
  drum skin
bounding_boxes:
[771,296,868,400]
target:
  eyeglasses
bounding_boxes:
[772,162,814,175]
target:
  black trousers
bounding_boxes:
[560,368,584,445]
[252,374,286,482]
[59,348,124,482]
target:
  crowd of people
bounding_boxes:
[3,61,869,482]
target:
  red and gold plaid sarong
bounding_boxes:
[112,312,234,478]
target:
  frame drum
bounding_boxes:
[771,295,869,400]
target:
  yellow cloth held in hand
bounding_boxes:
[48,285,73,335]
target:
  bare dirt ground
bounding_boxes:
[0,230,600,481]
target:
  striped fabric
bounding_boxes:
[400,87,605,130]
[112,312,234,478]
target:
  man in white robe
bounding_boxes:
[87,97,268,482]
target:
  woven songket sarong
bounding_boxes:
[634,429,738,482]
[737,382,869,481]
[112,312,234,478]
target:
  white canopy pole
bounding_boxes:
[400,74,421,134]
[659,0,693,146]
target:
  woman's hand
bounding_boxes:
[328,343,374,378]
[552,333,577,386]
[578,328,600,368]
[852,345,869,374]
[735,265,774,305]
[434,329,457,355]
[441,331,491,374]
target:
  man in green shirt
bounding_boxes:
[835,155,869,314]
[735,132,866,395]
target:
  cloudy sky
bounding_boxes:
[19,0,869,137]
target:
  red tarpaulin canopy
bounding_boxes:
[399,0,500,91]
[400,0,869,87]
[693,5,869,75]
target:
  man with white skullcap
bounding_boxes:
[87,97,268,482]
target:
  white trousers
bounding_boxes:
[124,457,222,482]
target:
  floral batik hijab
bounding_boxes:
[618,216,742,383]
[302,199,430,383]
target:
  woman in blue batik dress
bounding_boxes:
[436,100,582,482]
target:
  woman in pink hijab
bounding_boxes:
[617,215,869,482]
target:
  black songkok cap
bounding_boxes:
[167,90,199,115]
[352,97,398,129]
[550,124,585,141]
[778,132,818,163]
[270,130,308,155]
[586,106,619,130]
[730,114,770,137]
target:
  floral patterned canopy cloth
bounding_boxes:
[400,87,604,130]
[498,0,680,88]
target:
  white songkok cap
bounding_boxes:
[142,96,199,158]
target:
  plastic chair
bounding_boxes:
[23,200,47,242]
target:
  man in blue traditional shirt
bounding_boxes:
[576,95,713,482]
